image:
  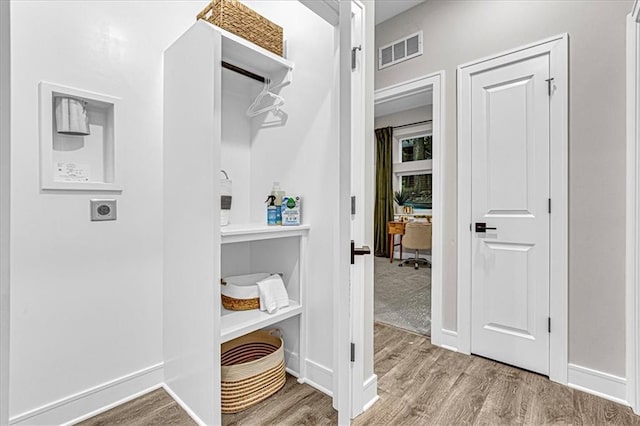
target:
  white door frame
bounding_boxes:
[626,0,640,414]
[373,71,445,348]
[457,34,569,384]
[0,0,10,424]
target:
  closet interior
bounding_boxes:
[162,4,339,424]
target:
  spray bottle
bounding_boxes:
[265,195,277,226]
[271,182,285,225]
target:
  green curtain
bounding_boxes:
[374,127,394,257]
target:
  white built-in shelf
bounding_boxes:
[197,20,294,77]
[220,301,302,343]
[221,223,310,244]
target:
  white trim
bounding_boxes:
[0,0,9,424]
[9,363,163,425]
[374,70,445,351]
[394,161,432,176]
[568,364,628,407]
[63,384,162,426]
[163,384,207,426]
[38,81,122,192]
[361,375,379,412]
[375,74,434,106]
[438,329,459,352]
[393,123,432,139]
[457,34,569,384]
[627,5,640,415]
[299,359,334,397]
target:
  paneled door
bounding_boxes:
[468,50,551,375]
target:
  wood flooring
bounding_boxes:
[79,323,640,425]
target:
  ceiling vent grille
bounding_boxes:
[378,31,423,70]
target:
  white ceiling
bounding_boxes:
[375,0,426,25]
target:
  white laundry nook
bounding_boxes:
[163,7,343,423]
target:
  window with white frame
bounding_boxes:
[392,124,432,212]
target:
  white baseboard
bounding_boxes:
[162,384,206,426]
[299,358,333,397]
[284,349,301,378]
[362,375,379,412]
[568,363,629,406]
[433,328,458,352]
[10,362,164,426]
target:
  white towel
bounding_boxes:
[257,274,290,314]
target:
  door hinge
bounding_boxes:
[548,317,551,333]
[548,198,551,214]
[545,77,555,96]
[350,343,355,362]
[351,196,356,215]
[351,45,362,70]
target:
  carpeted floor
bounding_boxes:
[374,255,431,336]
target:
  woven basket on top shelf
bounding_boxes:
[197,0,283,57]
[221,329,286,413]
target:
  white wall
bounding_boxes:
[9,0,207,421]
[1,0,11,424]
[376,0,631,376]
[221,70,255,225]
[244,0,339,378]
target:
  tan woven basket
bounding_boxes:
[221,329,286,413]
[197,0,283,57]
[221,293,259,311]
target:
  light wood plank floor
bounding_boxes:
[80,323,640,425]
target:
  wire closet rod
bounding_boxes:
[393,119,432,129]
[221,61,267,83]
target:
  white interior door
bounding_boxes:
[468,50,551,375]
[349,0,367,419]
[337,0,367,424]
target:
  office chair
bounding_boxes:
[399,222,432,270]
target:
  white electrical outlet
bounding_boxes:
[90,199,117,221]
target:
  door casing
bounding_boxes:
[373,72,445,349]
[627,0,640,414]
[0,0,9,424]
[457,34,569,385]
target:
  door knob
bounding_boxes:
[351,240,371,264]
[475,222,497,233]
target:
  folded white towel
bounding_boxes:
[257,274,290,314]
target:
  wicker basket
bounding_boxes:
[197,0,283,57]
[221,329,286,413]
[220,273,270,311]
[221,293,259,311]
